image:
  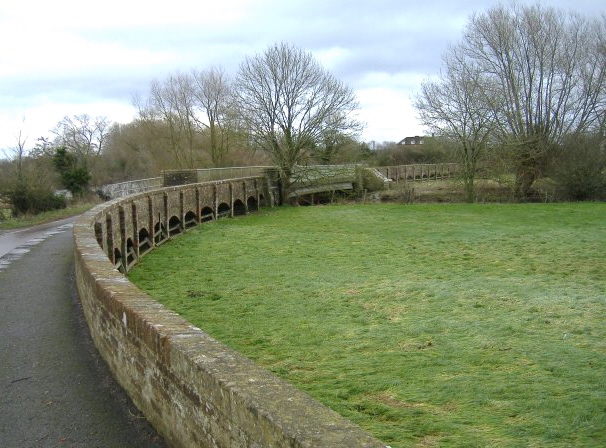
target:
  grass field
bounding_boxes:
[129,203,606,447]
[0,202,98,230]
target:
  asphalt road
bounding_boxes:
[0,217,77,259]
[0,220,166,448]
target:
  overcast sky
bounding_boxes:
[0,0,603,153]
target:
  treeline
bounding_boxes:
[0,44,373,215]
[1,3,605,216]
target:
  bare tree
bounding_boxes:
[415,47,493,202]
[52,114,110,171]
[137,73,202,169]
[416,4,606,199]
[137,69,238,168]
[235,42,361,200]
[191,67,234,167]
[99,122,169,183]
[1,130,62,215]
[462,4,606,197]
[3,130,28,186]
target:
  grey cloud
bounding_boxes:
[1,0,603,149]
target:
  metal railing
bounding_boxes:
[376,163,460,183]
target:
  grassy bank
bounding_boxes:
[130,203,606,447]
[0,202,99,230]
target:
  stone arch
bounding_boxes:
[247,196,259,212]
[154,221,168,245]
[106,215,113,259]
[113,248,123,272]
[94,222,103,247]
[139,228,152,255]
[217,202,230,219]
[201,206,214,222]
[259,193,268,207]
[233,199,246,216]
[184,211,197,229]
[126,238,136,268]
[168,215,183,237]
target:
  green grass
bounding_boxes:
[0,202,98,230]
[129,203,606,447]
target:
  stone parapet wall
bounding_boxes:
[73,178,386,448]
[163,167,273,187]
[98,177,164,199]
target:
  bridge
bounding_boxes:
[71,163,459,446]
[99,163,459,201]
[96,176,272,273]
[162,164,367,204]
[376,162,459,182]
[75,170,387,447]
[95,163,460,273]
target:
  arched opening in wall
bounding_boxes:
[233,199,246,216]
[154,221,168,245]
[168,216,183,236]
[184,211,197,229]
[247,196,258,212]
[106,216,113,260]
[139,228,152,255]
[126,238,136,268]
[259,194,268,207]
[94,222,103,247]
[217,203,230,219]
[296,191,336,206]
[201,206,214,223]
[113,248,124,273]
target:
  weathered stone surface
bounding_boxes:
[99,177,164,199]
[74,178,387,448]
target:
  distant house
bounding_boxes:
[397,136,425,146]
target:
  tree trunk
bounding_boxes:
[463,175,475,203]
[513,169,538,200]
[278,166,293,205]
[512,141,549,200]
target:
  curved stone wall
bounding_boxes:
[74,177,386,448]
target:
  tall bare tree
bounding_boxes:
[52,114,110,169]
[50,114,110,186]
[137,73,201,168]
[3,130,28,187]
[416,4,606,198]
[191,67,234,167]
[235,42,361,200]
[137,69,238,168]
[466,5,605,197]
[415,47,494,202]
[98,121,171,183]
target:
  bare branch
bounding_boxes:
[417,4,606,198]
[234,42,361,198]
